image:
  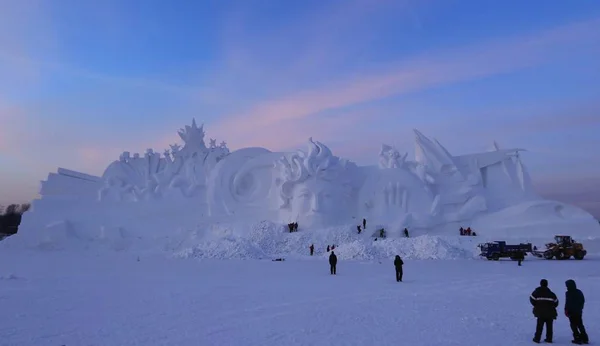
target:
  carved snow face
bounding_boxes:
[288,177,345,226]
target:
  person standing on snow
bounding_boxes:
[394,255,404,282]
[530,279,559,343]
[362,218,366,229]
[565,279,589,344]
[329,251,337,275]
[516,251,525,266]
[309,244,314,256]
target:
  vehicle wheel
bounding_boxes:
[543,251,554,260]
[492,253,500,261]
[574,252,585,260]
[486,257,492,261]
[556,251,566,260]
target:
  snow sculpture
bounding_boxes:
[274,138,357,226]
[98,119,229,201]
[378,144,408,169]
[28,120,600,239]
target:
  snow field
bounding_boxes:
[1,251,598,346]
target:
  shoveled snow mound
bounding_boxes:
[173,221,480,260]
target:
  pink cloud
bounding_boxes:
[209,17,600,150]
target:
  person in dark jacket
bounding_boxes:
[326,245,330,252]
[362,218,366,229]
[309,244,314,256]
[394,255,404,282]
[357,225,362,234]
[403,228,409,238]
[565,279,588,344]
[530,279,559,343]
[516,251,525,266]
[329,251,337,275]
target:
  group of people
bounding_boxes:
[308,244,337,256]
[287,222,299,233]
[530,279,588,344]
[357,218,367,234]
[459,227,476,236]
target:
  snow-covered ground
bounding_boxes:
[1,249,598,346]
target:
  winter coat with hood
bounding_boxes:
[565,279,585,315]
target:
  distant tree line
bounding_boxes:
[0,203,31,240]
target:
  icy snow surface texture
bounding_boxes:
[7,118,599,257]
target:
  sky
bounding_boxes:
[1,0,599,217]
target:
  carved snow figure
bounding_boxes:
[378,144,408,169]
[274,138,356,227]
[98,119,230,201]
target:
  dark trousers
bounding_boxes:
[330,264,336,275]
[395,268,403,282]
[535,318,553,341]
[310,249,314,256]
[569,314,588,342]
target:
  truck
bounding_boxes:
[478,241,533,261]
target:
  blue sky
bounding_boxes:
[1,0,600,216]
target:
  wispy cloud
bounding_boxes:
[209,17,600,149]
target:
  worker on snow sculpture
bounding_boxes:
[460,227,465,236]
[404,228,409,238]
[357,225,362,234]
[530,279,558,343]
[309,244,314,256]
[329,251,338,275]
[394,255,404,282]
[327,245,330,252]
[362,218,366,229]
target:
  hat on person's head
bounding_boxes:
[540,279,548,287]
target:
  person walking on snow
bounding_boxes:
[327,245,330,252]
[357,225,362,234]
[309,244,314,256]
[530,279,559,343]
[362,218,366,229]
[329,251,337,275]
[565,279,589,344]
[394,255,404,282]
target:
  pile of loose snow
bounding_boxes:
[173,221,481,261]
